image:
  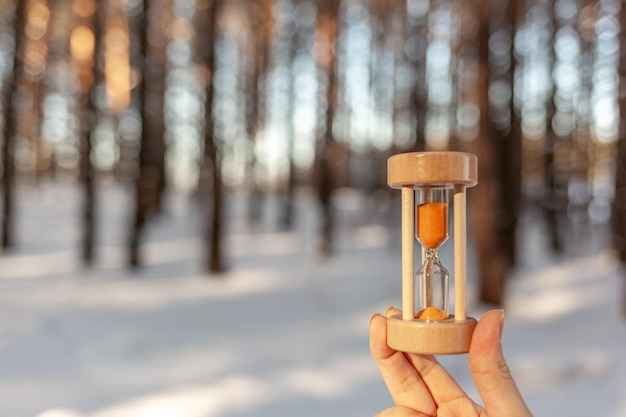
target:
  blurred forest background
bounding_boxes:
[0,0,625,310]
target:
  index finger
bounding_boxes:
[385,308,468,407]
[370,312,436,416]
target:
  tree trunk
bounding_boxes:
[497,0,522,268]
[542,0,565,254]
[74,0,103,265]
[474,0,523,304]
[1,0,27,249]
[26,0,50,183]
[472,0,509,305]
[614,0,626,317]
[282,3,299,230]
[143,0,168,211]
[129,0,152,266]
[128,0,168,267]
[244,0,273,227]
[129,0,149,267]
[200,0,224,273]
[315,0,340,256]
[406,0,428,152]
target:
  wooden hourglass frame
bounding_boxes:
[387,151,478,355]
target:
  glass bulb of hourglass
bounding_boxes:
[416,249,449,320]
[415,187,450,321]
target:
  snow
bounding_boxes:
[0,181,625,417]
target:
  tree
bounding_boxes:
[613,0,626,316]
[492,0,523,270]
[245,0,274,227]
[314,0,340,256]
[543,0,564,254]
[472,0,523,305]
[405,0,428,152]
[281,0,300,230]
[199,0,224,273]
[25,0,51,182]
[71,0,101,265]
[129,0,168,267]
[1,0,28,249]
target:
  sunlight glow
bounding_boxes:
[508,285,606,321]
[25,1,50,41]
[82,355,377,417]
[507,253,619,322]
[88,377,271,417]
[36,409,82,417]
[70,26,95,62]
[105,19,132,111]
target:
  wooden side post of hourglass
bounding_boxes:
[387,151,478,355]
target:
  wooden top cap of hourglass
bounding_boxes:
[387,152,477,188]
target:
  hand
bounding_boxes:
[369,308,532,417]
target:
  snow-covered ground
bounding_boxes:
[0,181,625,417]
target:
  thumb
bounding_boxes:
[468,310,532,417]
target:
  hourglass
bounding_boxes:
[387,151,478,354]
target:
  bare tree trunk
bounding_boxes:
[497,0,522,268]
[129,0,153,266]
[143,0,169,211]
[406,0,428,151]
[472,0,508,305]
[282,2,299,230]
[1,0,27,249]
[616,130,626,317]
[614,0,626,317]
[129,0,149,267]
[315,0,340,256]
[543,0,565,253]
[128,0,168,267]
[73,0,103,265]
[473,0,523,304]
[200,0,224,273]
[244,0,273,227]
[25,0,50,183]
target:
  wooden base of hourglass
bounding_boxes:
[387,315,477,355]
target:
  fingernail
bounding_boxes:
[369,313,381,326]
[497,309,505,339]
[384,306,395,317]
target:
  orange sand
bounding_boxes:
[417,202,448,249]
[416,306,449,321]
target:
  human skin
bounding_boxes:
[369,308,533,417]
